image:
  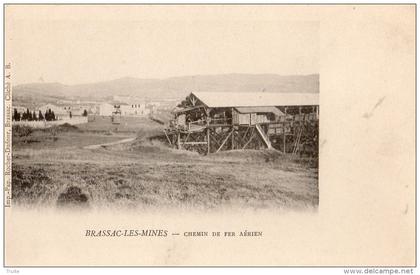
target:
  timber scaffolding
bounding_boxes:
[164,92,319,156]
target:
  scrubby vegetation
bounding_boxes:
[12,117,318,210]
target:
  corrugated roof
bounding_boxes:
[192,92,318,108]
[235,106,284,116]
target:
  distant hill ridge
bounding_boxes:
[13,74,319,102]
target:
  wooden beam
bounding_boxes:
[216,129,233,153]
[183,132,191,145]
[163,130,172,146]
[238,126,253,147]
[190,96,197,106]
[184,141,207,145]
[242,126,250,141]
[206,124,232,128]
[231,128,235,150]
[206,108,211,155]
[283,107,287,153]
[236,130,244,146]
[242,131,255,149]
[207,128,210,154]
[231,108,235,149]
[210,131,221,148]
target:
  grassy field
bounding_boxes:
[77,115,163,134]
[12,116,318,211]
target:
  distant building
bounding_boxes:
[146,103,159,114]
[120,103,150,116]
[99,103,115,116]
[62,106,72,113]
[98,101,151,117]
[38,103,68,116]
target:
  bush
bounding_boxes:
[12,125,33,138]
[57,186,89,207]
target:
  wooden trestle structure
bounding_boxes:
[164,92,319,156]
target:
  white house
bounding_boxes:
[98,101,153,117]
[120,103,150,116]
[99,103,115,116]
[38,104,67,116]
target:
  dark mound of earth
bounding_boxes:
[55,123,82,132]
[57,186,89,207]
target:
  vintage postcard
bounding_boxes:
[3,4,415,268]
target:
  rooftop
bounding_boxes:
[235,106,284,116]
[192,92,319,108]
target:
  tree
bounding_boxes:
[32,111,37,121]
[69,111,72,119]
[13,109,19,121]
[51,111,56,121]
[45,109,52,121]
[45,110,49,121]
[82,109,88,117]
[26,108,32,121]
[38,110,44,120]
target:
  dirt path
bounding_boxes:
[83,137,136,150]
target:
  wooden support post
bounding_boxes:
[242,126,250,141]
[231,126,235,150]
[177,132,181,149]
[163,130,172,146]
[299,106,302,124]
[210,133,221,148]
[242,131,255,150]
[231,108,235,150]
[216,129,233,153]
[183,132,191,145]
[283,107,287,153]
[236,128,241,143]
[206,128,210,154]
[206,108,211,155]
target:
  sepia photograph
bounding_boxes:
[8,8,319,211]
[3,4,415,269]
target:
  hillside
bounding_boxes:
[13,73,319,104]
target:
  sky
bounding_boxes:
[6,5,319,85]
